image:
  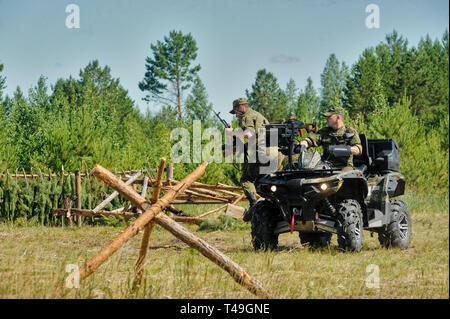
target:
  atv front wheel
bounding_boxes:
[378,200,411,249]
[336,199,363,252]
[251,201,279,251]
[299,232,332,249]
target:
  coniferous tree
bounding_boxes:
[320,54,349,111]
[284,78,298,117]
[139,30,201,119]
[0,63,5,101]
[184,77,218,127]
[343,48,386,116]
[296,77,320,122]
[246,69,287,122]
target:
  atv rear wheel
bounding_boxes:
[251,201,279,251]
[378,200,411,250]
[299,232,332,249]
[336,199,363,252]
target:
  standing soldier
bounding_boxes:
[298,106,362,171]
[226,98,278,222]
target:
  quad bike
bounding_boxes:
[250,119,412,252]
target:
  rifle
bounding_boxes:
[212,109,231,128]
[213,109,247,158]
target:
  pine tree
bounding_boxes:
[343,48,385,117]
[246,69,287,122]
[284,78,298,117]
[375,30,410,105]
[184,77,218,127]
[0,63,5,101]
[296,77,320,122]
[320,54,349,111]
[139,30,201,119]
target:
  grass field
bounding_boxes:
[0,191,448,299]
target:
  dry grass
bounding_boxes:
[0,191,448,299]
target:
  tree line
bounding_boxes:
[0,29,448,193]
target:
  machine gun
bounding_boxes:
[264,118,317,170]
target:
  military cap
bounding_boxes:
[230,97,250,114]
[322,106,346,117]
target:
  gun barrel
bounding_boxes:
[213,109,229,128]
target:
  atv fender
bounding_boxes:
[335,170,368,202]
[366,172,406,229]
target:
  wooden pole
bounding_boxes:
[164,205,192,217]
[95,163,271,298]
[55,162,207,297]
[134,158,166,288]
[52,208,135,219]
[170,215,202,224]
[197,204,228,219]
[153,212,271,298]
[92,171,142,213]
[166,163,173,182]
[75,170,82,227]
[136,176,149,215]
[232,193,246,205]
[63,196,73,227]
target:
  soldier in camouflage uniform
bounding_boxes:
[298,106,362,171]
[227,98,279,222]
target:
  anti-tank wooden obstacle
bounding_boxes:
[53,162,271,299]
[52,163,249,224]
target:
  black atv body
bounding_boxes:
[251,134,412,252]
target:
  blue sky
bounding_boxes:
[0,0,448,123]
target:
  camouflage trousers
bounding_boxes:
[240,152,284,197]
[240,163,261,197]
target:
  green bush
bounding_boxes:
[352,95,449,194]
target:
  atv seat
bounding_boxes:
[353,134,372,173]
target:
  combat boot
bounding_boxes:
[242,193,258,222]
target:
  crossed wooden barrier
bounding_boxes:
[52,159,271,299]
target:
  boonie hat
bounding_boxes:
[322,106,345,117]
[230,97,249,114]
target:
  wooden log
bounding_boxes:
[135,158,166,288]
[55,162,207,296]
[63,196,73,227]
[164,205,193,217]
[171,216,202,225]
[166,163,173,182]
[94,164,271,298]
[153,213,272,298]
[52,208,135,219]
[110,205,132,214]
[75,170,82,227]
[136,176,149,215]
[189,187,228,198]
[197,204,228,219]
[212,188,242,198]
[232,193,246,205]
[92,171,142,213]
[171,200,231,205]
[184,189,229,202]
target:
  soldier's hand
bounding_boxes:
[225,127,233,136]
[294,144,307,154]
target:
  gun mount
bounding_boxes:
[264,118,316,170]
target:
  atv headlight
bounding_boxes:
[270,185,277,192]
[319,183,328,191]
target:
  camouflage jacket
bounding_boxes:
[304,125,362,167]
